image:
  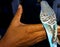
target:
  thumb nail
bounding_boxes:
[18,5,21,8]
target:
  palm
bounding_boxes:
[1,5,46,47]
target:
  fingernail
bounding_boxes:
[18,5,21,8]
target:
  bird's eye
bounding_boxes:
[44,14,45,16]
[44,13,48,16]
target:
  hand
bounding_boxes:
[0,4,60,47]
[0,5,46,47]
[57,26,60,45]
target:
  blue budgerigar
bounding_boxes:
[40,1,60,47]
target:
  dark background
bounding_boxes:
[0,0,60,47]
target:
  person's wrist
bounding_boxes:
[0,40,13,47]
[0,40,7,47]
[0,41,3,47]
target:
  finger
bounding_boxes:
[14,4,23,21]
[24,24,45,33]
[58,29,60,33]
[10,5,23,26]
[58,33,60,36]
[58,25,60,33]
[57,25,60,36]
[58,25,60,29]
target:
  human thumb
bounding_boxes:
[10,5,23,27]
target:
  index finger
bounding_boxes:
[24,24,45,33]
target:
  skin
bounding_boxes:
[0,5,60,47]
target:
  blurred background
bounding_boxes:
[0,0,60,47]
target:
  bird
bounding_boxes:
[40,1,60,47]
